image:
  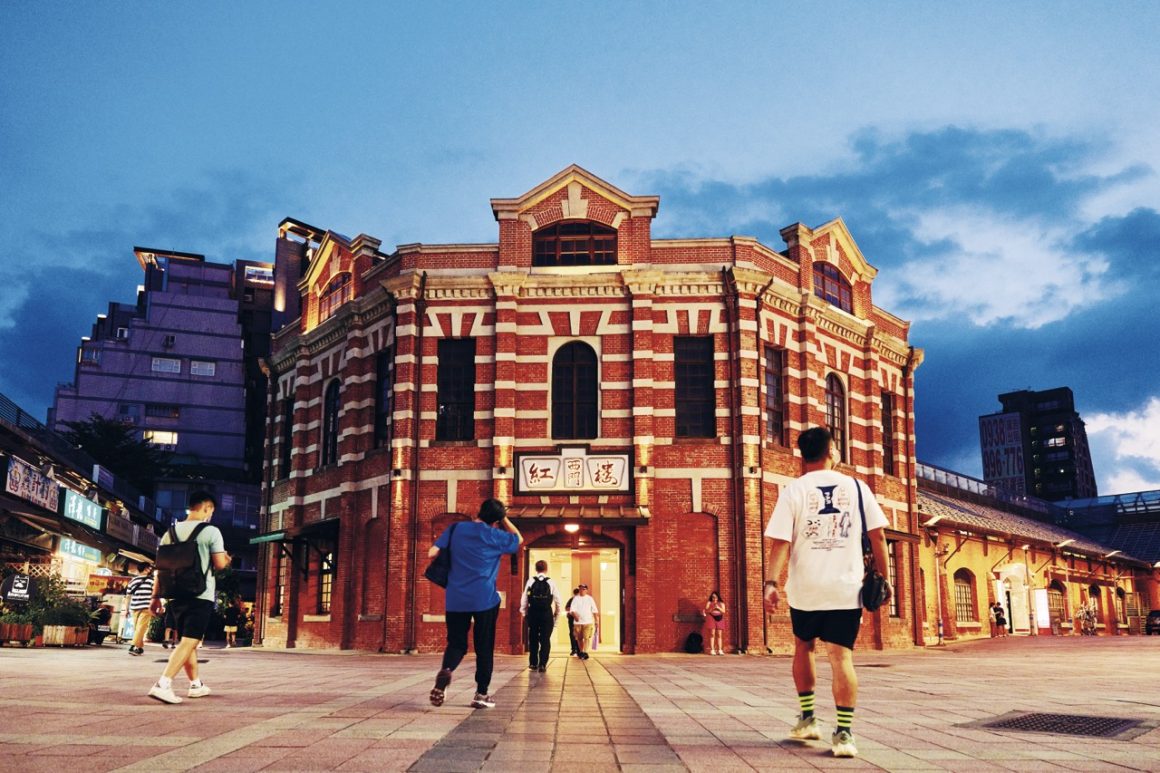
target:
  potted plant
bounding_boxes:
[40,602,91,646]
[0,610,36,646]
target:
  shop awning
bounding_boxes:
[116,548,154,565]
[249,530,288,545]
[507,505,650,524]
[289,517,340,540]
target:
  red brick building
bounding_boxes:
[253,166,924,654]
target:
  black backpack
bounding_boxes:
[684,631,704,654]
[527,576,553,613]
[154,522,211,601]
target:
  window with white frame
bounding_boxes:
[151,357,181,374]
[190,360,216,377]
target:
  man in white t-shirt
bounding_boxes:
[569,584,599,660]
[763,427,890,759]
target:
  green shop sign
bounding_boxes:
[59,537,102,564]
[60,488,104,530]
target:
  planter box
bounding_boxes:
[41,625,87,647]
[0,622,35,646]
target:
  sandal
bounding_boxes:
[429,668,452,707]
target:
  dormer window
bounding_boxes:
[812,262,853,313]
[533,221,616,267]
[318,273,351,323]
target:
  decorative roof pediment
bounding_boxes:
[490,164,660,225]
[299,231,382,294]
[811,217,878,282]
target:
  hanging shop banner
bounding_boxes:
[86,573,131,596]
[59,536,102,564]
[515,448,632,494]
[60,488,105,530]
[4,455,60,512]
[104,512,135,543]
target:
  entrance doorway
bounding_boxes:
[527,546,621,654]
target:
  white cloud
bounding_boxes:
[1085,397,1160,494]
[878,206,1125,328]
[0,277,29,329]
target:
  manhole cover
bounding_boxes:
[973,712,1148,739]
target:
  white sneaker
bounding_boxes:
[470,692,495,709]
[831,729,857,757]
[148,683,182,704]
[789,716,821,740]
[188,683,212,698]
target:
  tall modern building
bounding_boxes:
[979,387,1098,501]
[50,248,280,597]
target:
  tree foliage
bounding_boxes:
[61,413,171,494]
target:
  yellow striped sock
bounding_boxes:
[836,705,854,731]
[798,692,815,718]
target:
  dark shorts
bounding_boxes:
[790,607,862,650]
[168,599,214,641]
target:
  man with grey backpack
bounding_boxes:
[147,491,230,704]
[520,560,562,672]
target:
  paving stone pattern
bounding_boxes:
[1,635,1158,771]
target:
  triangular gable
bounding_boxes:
[299,232,365,294]
[490,164,660,223]
[811,218,878,282]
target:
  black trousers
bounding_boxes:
[441,603,500,694]
[527,609,553,667]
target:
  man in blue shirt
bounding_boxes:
[428,498,522,709]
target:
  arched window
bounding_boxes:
[1088,584,1102,617]
[321,380,340,466]
[533,221,617,267]
[953,569,977,623]
[318,273,352,322]
[825,374,847,462]
[813,262,853,312]
[552,342,598,439]
[1116,587,1127,625]
[1047,580,1066,623]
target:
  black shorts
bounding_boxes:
[167,599,214,641]
[790,607,862,650]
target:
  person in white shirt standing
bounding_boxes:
[569,584,599,660]
[763,427,890,759]
[520,560,562,672]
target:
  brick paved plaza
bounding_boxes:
[2,636,1158,771]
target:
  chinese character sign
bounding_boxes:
[5,455,60,511]
[61,488,104,529]
[59,537,102,564]
[516,451,631,493]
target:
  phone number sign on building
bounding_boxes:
[979,412,1025,495]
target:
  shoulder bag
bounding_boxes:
[423,522,459,588]
[856,480,889,612]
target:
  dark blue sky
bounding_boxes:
[2,3,1157,492]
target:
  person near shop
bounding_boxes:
[520,559,562,672]
[569,584,599,660]
[222,598,244,648]
[703,591,727,655]
[147,491,230,704]
[428,498,522,710]
[763,426,891,759]
[125,562,155,655]
[88,603,114,645]
[565,588,580,656]
[991,602,1008,637]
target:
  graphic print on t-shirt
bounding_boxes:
[804,485,853,551]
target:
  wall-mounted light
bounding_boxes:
[1054,539,1076,548]
[921,515,945,528]
[564,524,580,533]
[1021,544,1031,551]
[1103,550,1121,559]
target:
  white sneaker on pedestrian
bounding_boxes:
[831,729,857,757]
[187,683,212,698]
[789,715,821,740]
[470,692,495,709]
[148,683,182,704]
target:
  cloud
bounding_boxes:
[1086,397,1160,493]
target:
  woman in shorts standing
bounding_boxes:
[703,591,726,655]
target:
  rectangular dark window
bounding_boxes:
[764,346,786,445]
[882,392,897,476]
[317,546,335,614]
[886,541,901,618]
[436,338,476,441]
[374,347,394,449]
[674,336,715,438]
[278,398,294,479]
[145,403,181,419]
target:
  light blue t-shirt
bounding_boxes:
[435,521,520,613]
[160,520,226,603]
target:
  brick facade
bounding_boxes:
[254,166,924,654]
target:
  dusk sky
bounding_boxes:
[2,3,1158,494]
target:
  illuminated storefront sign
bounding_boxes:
[4,455,59,511]
[59,537,102,564]
[515,448,632,494]
[60,488,104,530]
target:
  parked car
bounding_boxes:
[1147,611,1160,635]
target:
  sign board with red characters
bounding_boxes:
[515,448,631,495]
